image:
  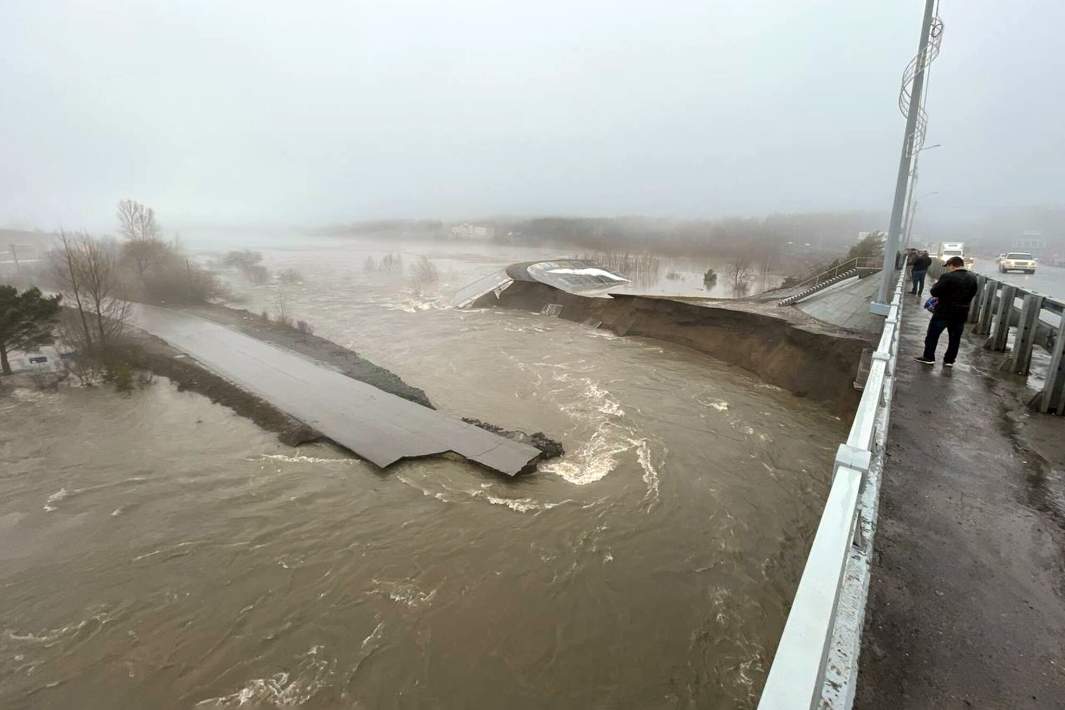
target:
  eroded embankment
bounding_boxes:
[478,282,869,416]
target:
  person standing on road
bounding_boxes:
[910,250,933,296]
[915,256,979,368]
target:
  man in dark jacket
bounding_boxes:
[910,250,933,296]
[915,256,979,367]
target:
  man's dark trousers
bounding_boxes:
[923,315,966,364]
[911,270,927,295]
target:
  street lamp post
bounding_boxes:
[904,190,940,250]
[873,0,939,313]
[902,144,941,250]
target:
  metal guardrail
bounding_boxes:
[450,269,514,308]
[965,272,1065,413]
[759,269,906,709]
[788,257,881,294]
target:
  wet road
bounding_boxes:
[974,260,1065,301]
[858,295,1065,708]
[127,304,540,474]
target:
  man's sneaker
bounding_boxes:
[914,357,935,365]
[943,362,954,368]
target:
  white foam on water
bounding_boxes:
[473,490,574,514]
[194,645,334,708]
[6,610,114,645]
[540,423,634,485]
[131,540,197,563]
[380,292,446,313]
[540,372,641,485]
[43,488,68,512]
[584,329,620,340]
[396,475,453,503]
[255,454,356,465]
[635,439,661,509]
[360,622,385,650]
[10,388,51,404]
[370,578,438,609]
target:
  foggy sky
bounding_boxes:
[3,1,1063,231]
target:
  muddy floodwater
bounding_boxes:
[1,238,845,709]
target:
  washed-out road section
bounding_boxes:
[128,304,541,475]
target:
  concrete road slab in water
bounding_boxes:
[128,304,541,474]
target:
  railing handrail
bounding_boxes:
[789,257,882,293]
[758,268,906,709]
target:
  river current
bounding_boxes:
[0,238,844,709]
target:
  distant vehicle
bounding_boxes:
[937,241,974,269]
[998,252,1037,274]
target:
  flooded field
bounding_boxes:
[1,238,845,709]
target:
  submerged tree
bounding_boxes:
[0,285,62,375]
[728,255,752,292]
[703,268,718,289]
[222,250,269,284]
[407,256,440,297]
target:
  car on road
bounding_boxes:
[998,252,1037,274]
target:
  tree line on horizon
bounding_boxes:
[318,212,879,257]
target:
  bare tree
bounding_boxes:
[50,230,95,350]
[727,254,753,292]
[50,232,129,350]
[408,255,440,296]
[79,237,130,346]
[274,288,292,327]
[117,199,167,283]
[117,199,161,241]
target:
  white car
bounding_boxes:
[998,252,1037,274]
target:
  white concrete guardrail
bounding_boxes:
[758,268,906,709]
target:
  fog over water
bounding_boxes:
[3,1,1063,231]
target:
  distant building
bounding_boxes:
[1012,231,1046,253]
[448,223,495,241]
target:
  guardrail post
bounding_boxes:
[974,280,996,336]
[968,275,985,325]
[1040,318,1065,414]
[987,285,1015,352]
[1008,293,1043,376]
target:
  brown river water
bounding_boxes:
[0,238,844,709]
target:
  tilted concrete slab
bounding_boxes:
[128,304,541,475]
[795,273,884,334]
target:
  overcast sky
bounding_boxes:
[2,0,1062,231]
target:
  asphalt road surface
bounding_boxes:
[974,259,1065,302]
[858,297,1065,708]
[128,304,541,474]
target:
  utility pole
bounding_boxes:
[873,0,937,312]
[9,244,19,274]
